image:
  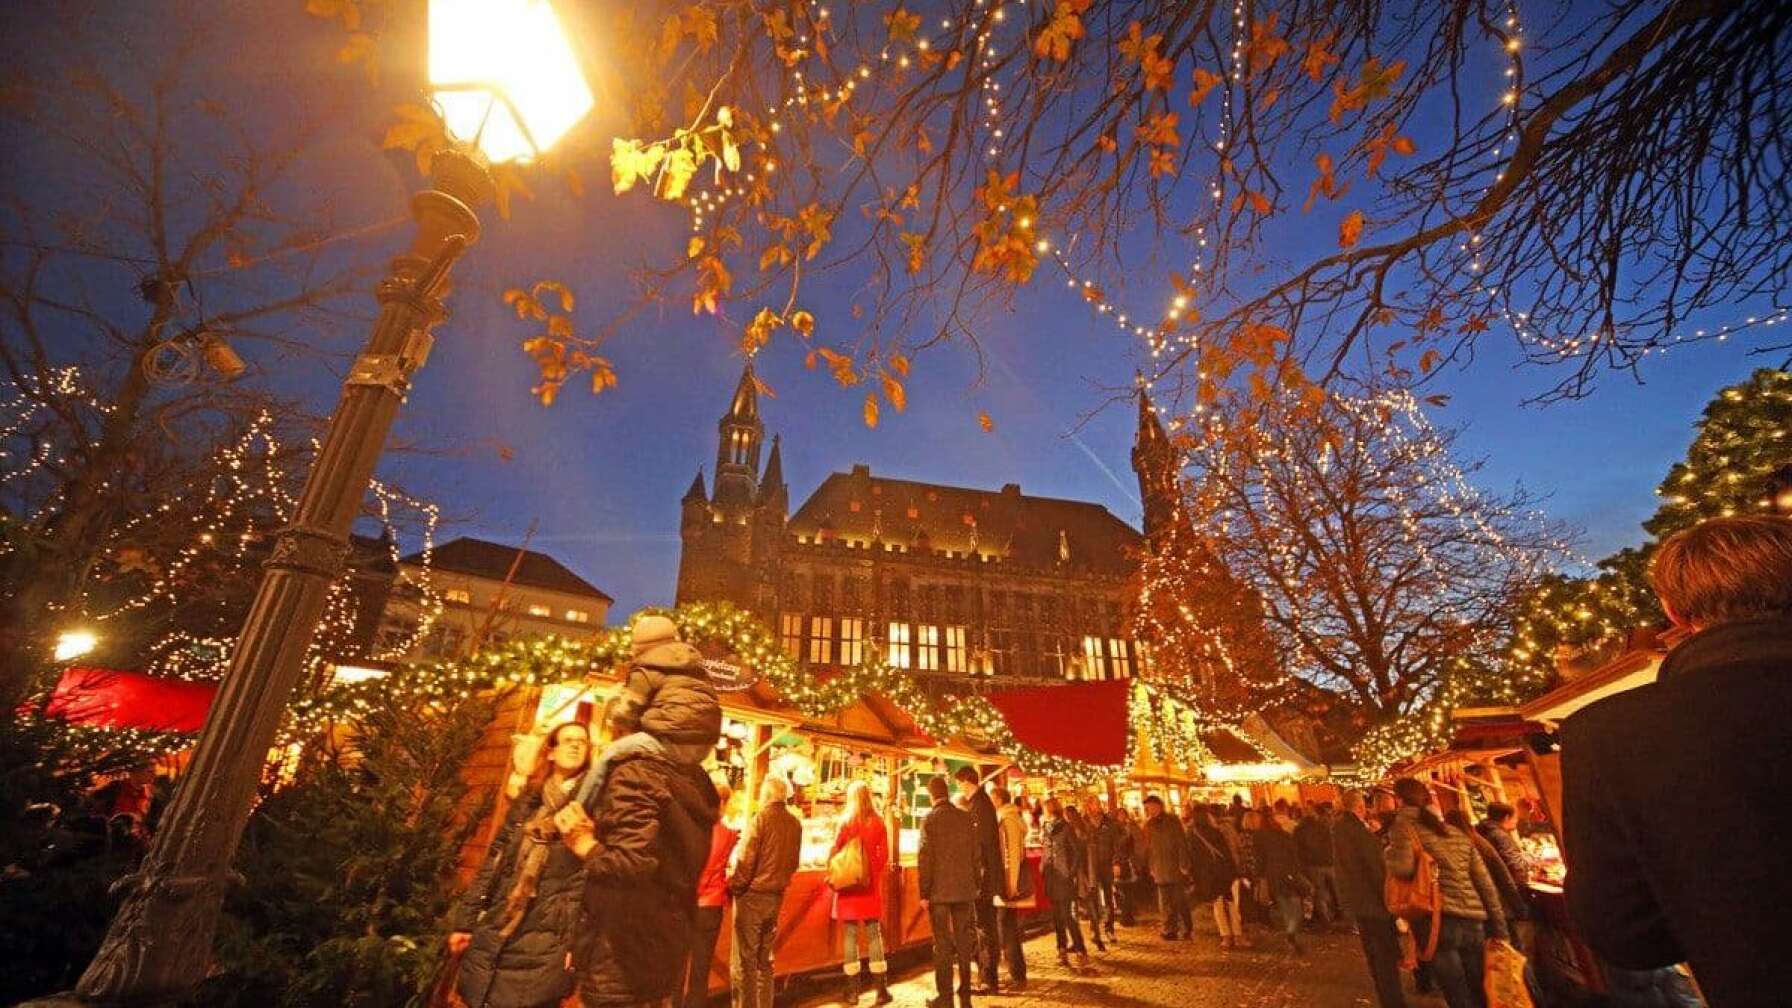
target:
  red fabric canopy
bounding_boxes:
[43,667,216,733]
[984,679,1131,766]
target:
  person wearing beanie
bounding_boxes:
[550,613,724,1008]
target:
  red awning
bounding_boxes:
[984,679,1131,766]
[43,667,217,733]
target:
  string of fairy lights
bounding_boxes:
[26,597,1311,785]
[30,410,447,685]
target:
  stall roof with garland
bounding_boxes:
[27,601,1306,784]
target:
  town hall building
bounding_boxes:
[675,363,1180,685]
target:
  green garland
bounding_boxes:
[30,601,1221,786]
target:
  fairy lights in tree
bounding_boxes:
[1160,384,1568,777]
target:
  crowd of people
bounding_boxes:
[437,513,1792,1008]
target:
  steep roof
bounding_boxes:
[401,537,613,602]
[787,465,1140,575]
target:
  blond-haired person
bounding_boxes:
[1563,515,1792,1008]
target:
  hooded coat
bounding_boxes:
[453,786,585,1008]
[574,644,722,1007]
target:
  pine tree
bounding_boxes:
[1503,368,1792,691]
[196,670,504,1008]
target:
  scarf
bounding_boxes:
[496,772,581,940]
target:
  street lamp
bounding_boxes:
[53,628,98,663]
[50,5,593,1004]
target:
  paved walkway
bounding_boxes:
[795,915,1441,1008]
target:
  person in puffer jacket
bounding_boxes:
[555,615,723,1008]
[1385,778,1508,1008]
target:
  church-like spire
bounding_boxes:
[1131,379,1177,539]
[1134,379,1170,451]
[757,434,788,514]
[715,361,765,508]
[682,468,708,504]
[726,360,759,421]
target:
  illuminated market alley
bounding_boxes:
[794,920,1419,1008]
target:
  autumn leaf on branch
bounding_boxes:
[880,371,908,412]
[1362,121,1418,178]
[791,310,816,338]
[1339,209,1365,248]
[884,6,920,44]
[977,411,995,433]
[1189,67,1222,106]
[1303,152,1350,211]
[381,102,448,176]
[863,392,880,428]
[1034,0,1092,62]
[743,307,781,355]
[1245,14,1290,75]
[693,255,732,315]
[1302,33,1340,81]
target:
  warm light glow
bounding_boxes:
[54,629,98,662]
[330,663,389,685]
[1201,760,1300,783]
[429,0,595,163]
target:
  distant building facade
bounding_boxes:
[676,365,1177,684]
[379,536,613,660]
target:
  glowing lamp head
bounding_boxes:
[54,629,98,663]
[428,0,595,164]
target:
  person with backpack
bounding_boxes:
[1185,805,1245,950]
[1385,777,1507,1008]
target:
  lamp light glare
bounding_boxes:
[54,630,98,663]
[429,0,595,164]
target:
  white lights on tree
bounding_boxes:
[428,0,594,164]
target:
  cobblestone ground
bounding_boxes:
[796,911,1446,1008]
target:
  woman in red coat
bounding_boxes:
[831,780,892,1005]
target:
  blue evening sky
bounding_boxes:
[8,2,1786,620]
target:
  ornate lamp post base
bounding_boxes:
[20,151,494,1008]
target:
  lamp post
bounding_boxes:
[38,4,593,1004]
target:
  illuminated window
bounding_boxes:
[1081,636,1105,680]
[840,618,865,666]
[527,603,551,618]
[944,625,967,673]
[780,612,803,658]
[565,609,590,623]
[1108,638,1132,678]
[444,588,472,605]
[809,616,834,665]
[916,624,940,671]
[886,622,912,669]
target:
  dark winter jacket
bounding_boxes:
[1087,814,1121,877]
[1041,817,1083,883]
[729,801,801,896]
[1253,821,1305,898]
[453,788,583,1008]
[1142,811,1188,885]
[573,748,720,1007]
[965,786,1003,899]
[1331,811,1391,921]
[1476,819,1531,884]
[1563,619,1792,1008]
[1294,815,1335,868]
[1185,821,1236,901]
[919,798,981,904]
[616,654,721,761]
[1467,824,1526,921]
